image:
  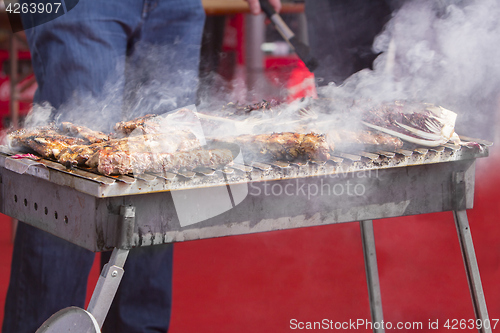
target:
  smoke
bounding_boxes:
[122,43,201,120]
[15,0,500,142]
[316,0,500,140]
[19,42,200,133]
[23,102,56,128]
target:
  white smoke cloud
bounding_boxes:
[320,0,500,140]
[18,42,200,133]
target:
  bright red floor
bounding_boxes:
[0,148,498,332]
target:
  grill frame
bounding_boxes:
[0,138,489,198]
[0,141,487,252]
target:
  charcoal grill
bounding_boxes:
[0,137,493,333]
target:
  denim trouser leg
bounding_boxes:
[3,226,174,333]
[123,0,206,118]
[20,0,143,128]
[3,0,205,332]
[101,245,174,333]
[2,223,96,333]
[4,3,132,328]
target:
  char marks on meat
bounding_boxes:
[216,132,331,162]
[93,148,234,175]
[7,120,207,175]
[8,126,86,159]
[113,114,160,137]
[8,125,59,147]
[59,132,202,167]
[327,129,403,151]
[28,135,86,159]
[60,122,110,143]
[360,101,459,147]
[57,141,106,167]
[362,102,442,138]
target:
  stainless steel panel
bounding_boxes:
[1,168,109,251]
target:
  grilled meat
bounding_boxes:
[215,132,331,162]
[8,125,59,148]
[299,133,332,160]
[58,132,202,167]
[326,129,403,151]
[60,122,110,143]
[8,126,86,159]
[57,142,105,167]
[9,100,440,176]
[362,102,425,135]
[113,114,160,137]
[28,135,86,159]
[89,148,234,175]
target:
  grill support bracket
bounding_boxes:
[86,208,132,328]
[117,206,136,250]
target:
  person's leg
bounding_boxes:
[2,223,95,333]
[21,0,143,129]
[101,244,174,333]
[3,2,141,332]
[122,0,206,118]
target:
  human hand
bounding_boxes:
[245,0,281,15]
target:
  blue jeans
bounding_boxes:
[3,1,205,332]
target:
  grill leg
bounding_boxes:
[454,210,492,333]
[86,205,135,328]
[86,247,129,328]
[360,220,385,333]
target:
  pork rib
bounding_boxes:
[60,122,110,143]
[89,148,234,175]
[113,114,160,137]
[8,126,86,159]
[214,132,331,162]
[326,129,403,151]
[58,132,202,167]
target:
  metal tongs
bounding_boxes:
[362,105,461,147]
[259,0,318,72]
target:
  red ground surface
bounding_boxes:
[0,147,497,332]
